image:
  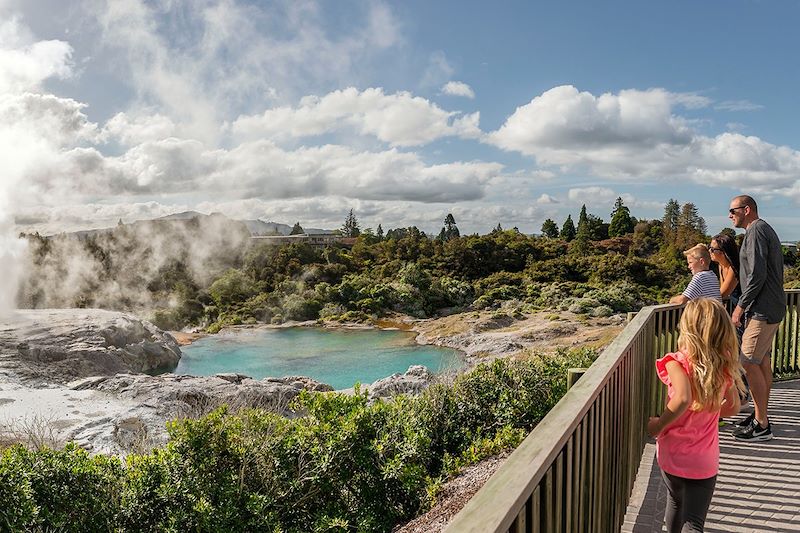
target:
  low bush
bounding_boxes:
[0,443,123,532]
[0,350,599,532]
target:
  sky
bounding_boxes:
[2,0,800,240]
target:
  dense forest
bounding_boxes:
[19,198,799,332]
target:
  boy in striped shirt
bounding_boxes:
[669,244,722,304]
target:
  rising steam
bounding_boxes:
[0,202,27,319]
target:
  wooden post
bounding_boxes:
[627,311,637,322]
[567,368,588,389]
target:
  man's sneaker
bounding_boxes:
[735,412,755,429]
[734,421,773,442]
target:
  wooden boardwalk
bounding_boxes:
[624,379,800,532]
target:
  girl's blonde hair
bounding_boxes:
[678,298,745,411]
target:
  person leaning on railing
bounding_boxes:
[709,234,741,303]
[669,244,722,305]
[709,232,751,404]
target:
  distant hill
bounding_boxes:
[240,220,292,236]
[155,211,207,221]
[240,219,335,236]
[56,212,335,238]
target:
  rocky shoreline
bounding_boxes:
[0,310,444,454]
[0,307,626,530]
[0,308,624,456]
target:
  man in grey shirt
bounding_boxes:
[729,195,785,442]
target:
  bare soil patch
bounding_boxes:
[394,452,511,533]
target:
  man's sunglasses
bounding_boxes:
[729,206,747,214]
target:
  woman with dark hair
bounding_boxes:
[710,232,751,408]
[709,233,741,302]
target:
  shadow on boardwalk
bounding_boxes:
[624,379,800,532]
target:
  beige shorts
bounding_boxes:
[740,318,780,365]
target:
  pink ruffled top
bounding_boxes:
[655,351,728,479]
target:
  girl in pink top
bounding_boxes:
[647,298,744,532]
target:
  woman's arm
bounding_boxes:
[647,361,692,437]
[719,381,741,418]
[719,267,738,299]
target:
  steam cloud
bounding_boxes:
[19,214,252,315]
[0,206,27,319]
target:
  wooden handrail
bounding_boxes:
[446,290,800,533]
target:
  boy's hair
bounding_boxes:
[683,243,711,265]
[678,298,745,411]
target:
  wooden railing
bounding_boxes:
[445,289,800,533]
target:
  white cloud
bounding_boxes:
[669,92,712,110]
[567,187,662,212]
[489,85,694,162]
[0,17,73,93]
[421,50,454,88]
[568,186,617,206]
[23,139,501,203]
[0,92,99,210]
[90,0,403,144]
[441,81,475,99]
[535,193,559,205]
[715,100,763,112]
[0,92,97,146]
[489,85,800,198]
[231,87,481,146]
[100,111,177,146]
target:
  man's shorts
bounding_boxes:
[740,318,780,365]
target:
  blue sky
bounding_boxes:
[2,0,799,239]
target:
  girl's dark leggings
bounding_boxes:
[661,470,717,532]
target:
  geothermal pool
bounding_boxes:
[174,327,464,390]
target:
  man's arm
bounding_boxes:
[738,226,769,311]
[669,294,689,305]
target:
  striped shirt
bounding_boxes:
[682,270,721,301]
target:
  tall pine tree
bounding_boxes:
[438,213,460,241]
[577,204,589,233]
[560,215,576,241]
[662,199,680,244]
[340,209,360,237]
[608,197,634,237]
[541,218,559,238]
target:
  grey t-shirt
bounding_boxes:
[739,218,785,323]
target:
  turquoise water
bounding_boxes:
[174,327,464,390]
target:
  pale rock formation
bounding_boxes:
[367,365,434,400]
[0,309,181,384]
[63,373,333,454]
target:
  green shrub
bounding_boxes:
[473,271,526,297]
[282,294,323,321]
[0,349,599,532]
[208,269,258,309]
[0,446,37,530]
[0,443,122,532]
[473,285,523,309]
